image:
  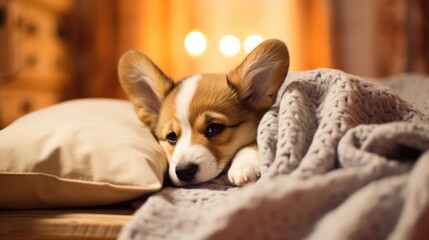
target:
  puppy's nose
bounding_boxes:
[175,164,198,182]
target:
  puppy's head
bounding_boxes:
[118,39,289,186]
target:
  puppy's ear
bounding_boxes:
[118,50,174,129]
[227,39,289,111]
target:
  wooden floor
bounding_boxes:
[0,207,135,240]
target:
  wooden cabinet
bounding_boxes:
[0,0,72,128]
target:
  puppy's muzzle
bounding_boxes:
[175,163,199,182]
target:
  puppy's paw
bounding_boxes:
[228,147,261,186]
[228,161,261,186]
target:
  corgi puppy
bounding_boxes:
[118,39,289,186]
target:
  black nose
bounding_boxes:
[175,164,198,182]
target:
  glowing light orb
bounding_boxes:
[219,35,241,57]
[185,31,207,55]
[244,34,264,53]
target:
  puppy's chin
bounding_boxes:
[168,146,226,186]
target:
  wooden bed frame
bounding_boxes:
[0,206,135,240]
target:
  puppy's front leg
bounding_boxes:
[228,144,261,186]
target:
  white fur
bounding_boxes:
[169,74,260,186]
[228,146,260,185]
[172,74,201,159]
[169,75,221,186]
[170,145,218,185]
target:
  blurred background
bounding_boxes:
[0,0,428,128]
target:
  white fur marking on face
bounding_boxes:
[169,144,219,186]
[169,74,202,185]
[176,74,201,139]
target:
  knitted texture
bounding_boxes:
[119,69,429,240]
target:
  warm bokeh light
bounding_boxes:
[184,31,207,55]
[219,35,241,57]
[244,34,264,53]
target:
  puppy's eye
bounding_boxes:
[205,123,225,138]
[166,132,178,145]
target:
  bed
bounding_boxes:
[0,207,133,239]
[1,69,429,240]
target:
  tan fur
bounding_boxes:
[118,39,289,186]
[154,87,181,159]
[189,75,259,165]
[118,50,174,129]
[153,74,259,167]
[227,39,289,113]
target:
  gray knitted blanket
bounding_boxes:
[119,69,429,240]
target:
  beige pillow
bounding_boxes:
[0,99,167,209]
